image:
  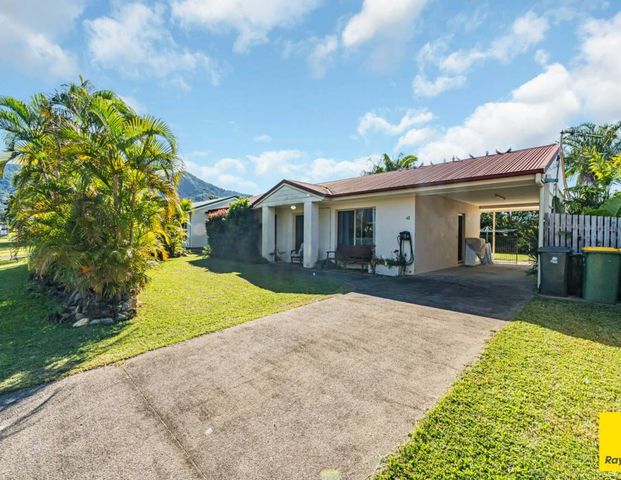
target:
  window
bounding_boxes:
[337,208,375,246]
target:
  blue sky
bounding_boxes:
[1,0,620,194]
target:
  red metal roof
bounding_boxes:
[253,144,560,205]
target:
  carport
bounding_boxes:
[413,167,556,273]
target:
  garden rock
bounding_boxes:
[72,318,90,327]
[89,317,115,326]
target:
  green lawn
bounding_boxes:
[0,255,344,393]
[376,297,621,479]
[493,252,532,263]
[0,235,22,260]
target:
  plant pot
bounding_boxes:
[375,264,400,277]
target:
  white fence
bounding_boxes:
[543,213,621,252]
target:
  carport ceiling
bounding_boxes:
[442,184,540,210]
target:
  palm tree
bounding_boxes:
[563,122,621,212]
[0,79,182,304]
[364,153,418,175]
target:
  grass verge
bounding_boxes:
[0,255,343,393]
[376,297,621,479]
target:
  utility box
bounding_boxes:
[538,246,571,297]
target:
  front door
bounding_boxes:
[295,215,304,252]
[457,213,465,263]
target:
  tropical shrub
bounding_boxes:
[0,79,182,313]
[159,198,192,258]
[563,122,621,213]
[206,198,260,261]
[364,153,418,175]
[587,194,621,217]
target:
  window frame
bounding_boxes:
[337,207,376,246]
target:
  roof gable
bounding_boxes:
[253,180,325,207]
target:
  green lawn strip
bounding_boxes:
[0,255,344,393]
[376,297,621,480]
[493,253,532,263]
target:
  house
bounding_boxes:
[185,196,239,249]
[251,144,564,274]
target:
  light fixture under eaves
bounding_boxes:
[290,205,297,210]
[494,194,506,201]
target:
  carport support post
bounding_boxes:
[537,180,546,289]
[492,212,496,255]
[261,206,276,262]
[303,200,319,268]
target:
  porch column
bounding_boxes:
[261,206,276,262]
[303,200,319,268]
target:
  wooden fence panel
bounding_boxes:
[543,213,621,252]
[574,215,582,252]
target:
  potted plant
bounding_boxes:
[370,250,405,277]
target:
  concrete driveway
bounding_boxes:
[0,265,534,480]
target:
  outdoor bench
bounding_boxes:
[326,245,374,270]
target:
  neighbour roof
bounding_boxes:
[191,195,238,210]
[252,144,560,205]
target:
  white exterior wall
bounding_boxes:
[186,198,239,249]
[187,209,208,248]
[322,195,416,274]
[275,207,295,261]
[414,195,480,274]
[318,207,331,261]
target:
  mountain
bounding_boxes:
[178,171,246,201]
[0,164,244,215]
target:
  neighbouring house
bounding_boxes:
[251,144,564,274]
[184,196,239,249]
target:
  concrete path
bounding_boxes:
[0,265,534,480]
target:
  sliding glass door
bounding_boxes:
[337,208,375,246]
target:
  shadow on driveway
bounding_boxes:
[190,258,535,321]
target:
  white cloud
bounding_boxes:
[184,157,257,192]
[341,0,428,70]
[534,49,550,66]
[418,64,579,161]
[396,127,436,151]
[253,134,272,143]
[248,150,306,176]
[119,95,144,113]
[0,0,82,78]
[357,109,433,137]
[306,156,376,182]
[171,0,320,53]
[307,35,339,78]
[440,12,549,74]
[415,12,549,97]
[573,12,621,122]
[85,3,219,87]
[342,0,427,49]
[235,149,381,188]
[188,150,379,192]
[416,12,621,162]
[412,74,466,97]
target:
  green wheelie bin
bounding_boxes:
[582,247,621,304]
[538,246,571,296]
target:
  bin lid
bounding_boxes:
[538,246,571,253]
[582,246,620,253]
